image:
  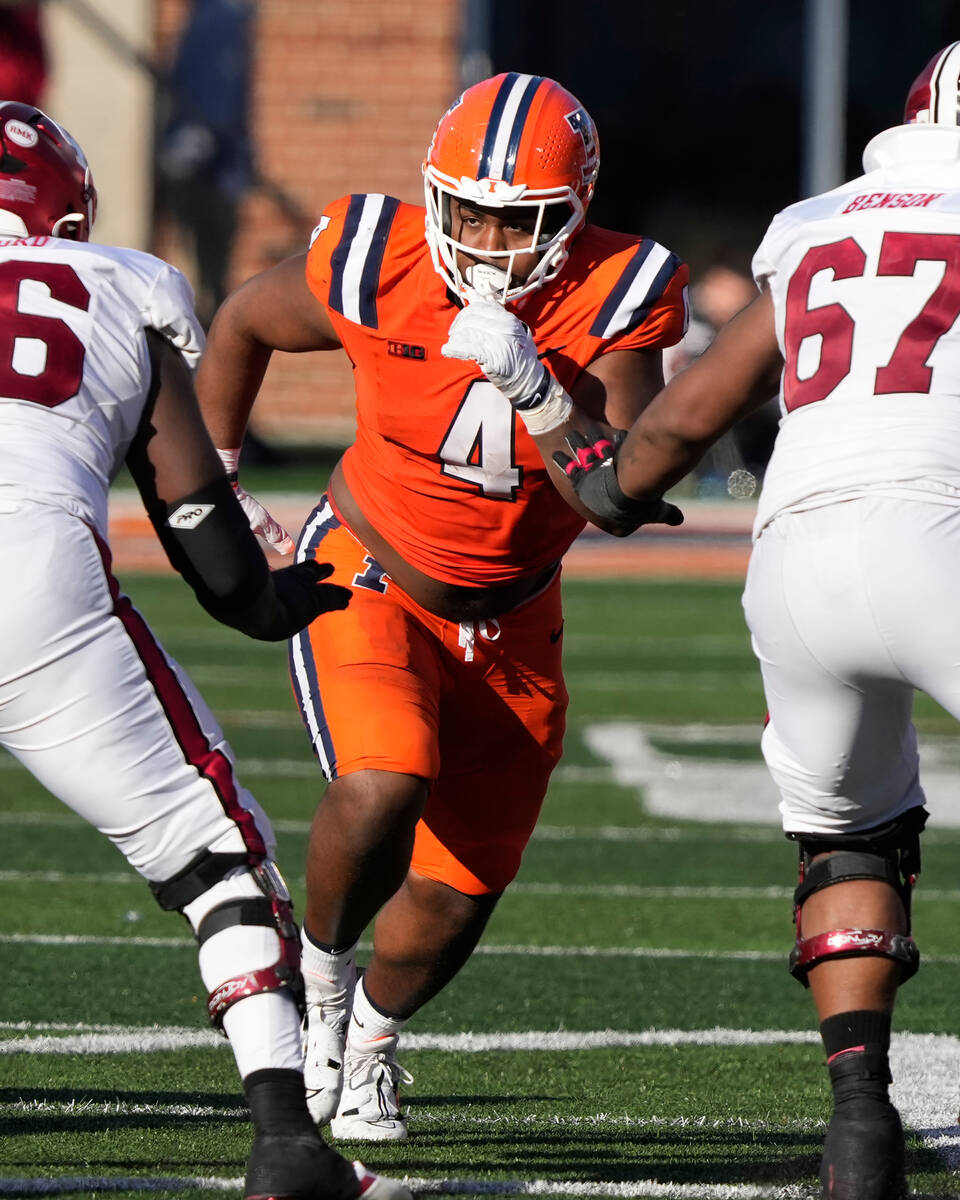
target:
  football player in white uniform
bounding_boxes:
[0,102,409,1200]
[550,42,960,1200]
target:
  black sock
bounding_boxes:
[820,1009,891,1060]
[244,1068,316,1137]
[820,1011,893,1105]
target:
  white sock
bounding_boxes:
[300,928,358,1003]
[222,991,304,1077]
[347,976,406,1050]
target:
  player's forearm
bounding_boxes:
[615,419,714,499]
[195,303,273,448]
[615,291,783,499]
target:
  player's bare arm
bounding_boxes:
[554,290,782,534]
[128,330,350,641]
[535,344,665,528]
[614,288,782,498]
[197,252,341,448]
[196,253,342,554]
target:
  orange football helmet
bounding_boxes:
[423,72,600,303]
[904,42,960,126]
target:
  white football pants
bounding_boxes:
[0,499,306,1076]
[0,499,275,882]
[743,494,960,835]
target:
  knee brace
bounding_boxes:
[151,851,303,1032]
[787,806,927,987]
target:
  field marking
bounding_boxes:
[0,1177,813,1198]
[407,1183,809,1198]
[0,1096,825,1133]
[0,1024,820,1055]
[1,1027,957,1190]
[5,932,960,971]
[0,1178,239,1195]
[0,810,787,843]
[0,873,794,899]
[585,722,960,827]
[0,1098,246,1119]
[6,863,960,906]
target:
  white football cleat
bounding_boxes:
[353,1160,413,1200]
[331,1035,413,1142]
[303,973,356,1126]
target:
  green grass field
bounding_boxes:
[3,572,960,1198]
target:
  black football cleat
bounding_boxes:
[819,1095,907,1200]
[244,1131,362,1200]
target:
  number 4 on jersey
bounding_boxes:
[438,380,522,499]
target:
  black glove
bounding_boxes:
[553,430,684,535]
[260,560,352,640]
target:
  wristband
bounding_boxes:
[514,372,574,436]
[216,447,241,484]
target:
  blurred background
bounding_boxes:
[15,0,960,458]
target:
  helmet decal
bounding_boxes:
[4,119,38,149]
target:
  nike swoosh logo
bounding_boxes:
[549,623,564,643]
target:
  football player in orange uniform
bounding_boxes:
[196,72,688,1142]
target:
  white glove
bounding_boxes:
[441,295,574,435]
[216,447,295,556]
[441,294,547,408]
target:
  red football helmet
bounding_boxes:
[0,102,96,240]
[904,42,960,126]
[423,73,599,303]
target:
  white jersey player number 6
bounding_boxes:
[785,231,960,410]
[0,260,90,407]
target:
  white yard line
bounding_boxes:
[0,1098,246,1118]
[0,1097,824,1133]
[0,1178,241,1194]
[7,866,960,905]
[0,1028,956,1191]
[407,1183,812,1198]
[0,1177,814,1198]
[4,932,960,969]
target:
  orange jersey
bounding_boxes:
[305,194,688,586]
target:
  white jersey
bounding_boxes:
[0,236,204,537]
[752,123,960,536]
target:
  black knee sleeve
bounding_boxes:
[787,807,927,986]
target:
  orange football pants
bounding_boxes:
[287,497,568,895]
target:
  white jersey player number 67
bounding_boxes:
[785,231,960,411]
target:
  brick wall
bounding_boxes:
[154,0,461,443]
